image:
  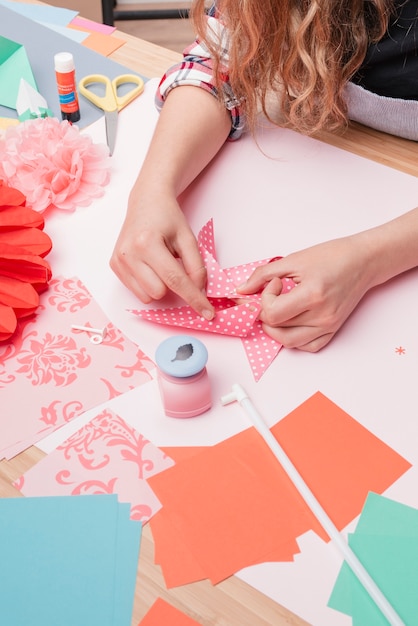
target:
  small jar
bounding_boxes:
[155,335,212,418]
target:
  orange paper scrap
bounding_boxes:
[159,446,208,464]
[149,392,411,586]
[138,598,203,626]
[68,24,127,57]
[82,32,127,56]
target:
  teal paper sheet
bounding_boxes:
[0,494,141,625]
[328,492,418,625]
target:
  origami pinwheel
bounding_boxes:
[131,219,295,381]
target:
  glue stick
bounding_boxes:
[54,52,80,123]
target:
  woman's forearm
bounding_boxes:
[110,85,231,314]
[357,206,418,289]
[133,85,231,202]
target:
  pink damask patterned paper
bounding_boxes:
[15,408,174,521]
[0,275,155,459]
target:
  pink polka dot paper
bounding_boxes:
[137,301,261,338]
[131,219,295,381]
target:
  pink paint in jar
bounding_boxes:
[155,335,212,418]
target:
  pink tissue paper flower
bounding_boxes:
[0,117,111,213]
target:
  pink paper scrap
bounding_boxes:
[70,16,116,35]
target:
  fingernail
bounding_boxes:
[202,309,215,321]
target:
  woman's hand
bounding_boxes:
[236,235,375,351]
[110,189,215,320]
[110,85,231,319]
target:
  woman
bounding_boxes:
[110,0,418,351]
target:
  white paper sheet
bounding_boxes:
[39,79,418,626]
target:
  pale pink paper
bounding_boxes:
[14,408,174,521]
[131,219,295,381]
[70,16,116,35]
[0,276,154,459]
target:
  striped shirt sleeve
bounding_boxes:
[155,14,245,139]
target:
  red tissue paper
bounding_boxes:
[0,180,52,341]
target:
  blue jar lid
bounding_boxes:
[155,335,208,378]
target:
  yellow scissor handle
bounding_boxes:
[79,74,117,112]
[112,74,144,110]
[79,73,144,112]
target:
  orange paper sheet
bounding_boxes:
[149,392,411,586]
[159,446,208,464]
[139,598,203,626]
[67,25,126,57]
[82,32,127,56]
[151,497,301,587]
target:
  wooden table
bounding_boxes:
[1,8,417,625]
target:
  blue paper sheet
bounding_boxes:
[0,494,141,625]
[0,0,77,25]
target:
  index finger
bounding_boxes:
[150,248,214,320]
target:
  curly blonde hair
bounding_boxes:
[191,0,394,135]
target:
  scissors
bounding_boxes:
[78,73,144,155]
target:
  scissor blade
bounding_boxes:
[105,110,119,156]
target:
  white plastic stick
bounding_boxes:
[71,324,107,344]
[71,324,106,336]
[221,383,404,626]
